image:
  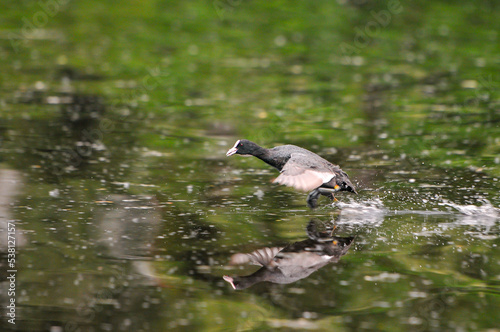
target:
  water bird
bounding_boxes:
[226,139,357,208]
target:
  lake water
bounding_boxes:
[1,1,499,331]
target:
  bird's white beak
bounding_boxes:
[223,275,236,289]
[226,140,240,156]
[226,147,237,156]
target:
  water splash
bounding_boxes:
[439,199,499,217]
[335,198,387,226]
[439,199,500,229]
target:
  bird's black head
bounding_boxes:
[226,139,261,156]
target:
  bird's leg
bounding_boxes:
[306,189,321,209]
[324,215,339,235]
[317,187,340,202]
[324,220,336,234]
[308,187,342,208]
[317,187,341,195]
[330,225,338,236]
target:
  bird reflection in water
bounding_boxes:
[223,219,355,290]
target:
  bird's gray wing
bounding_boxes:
[229,247,284,266]
[273,153,335,192]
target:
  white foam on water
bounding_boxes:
[436,200,500,239]
[328,195,499,240]
[439,199,500,226]
[334,198,387,226]
[332,196,499,232]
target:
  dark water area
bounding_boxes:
[1,0,499,331]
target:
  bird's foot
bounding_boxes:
[306,189,321,209]
[316,187,339,203]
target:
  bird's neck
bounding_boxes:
[253,148,282,170]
